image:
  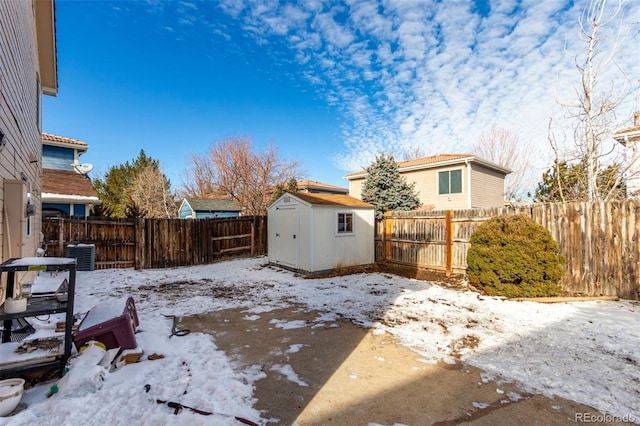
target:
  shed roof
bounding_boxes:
[289,192,374,208]
[184,198,241,211]
[42,169,99,199]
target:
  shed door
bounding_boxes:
[274,205,298,268]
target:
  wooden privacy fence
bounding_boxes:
[42,216,267,270]
[377,200,640,300]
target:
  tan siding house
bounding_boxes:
[470,163,509,208]
[1,0,58,262]
[345,154,511,210]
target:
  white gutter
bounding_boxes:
[614,130,640,146]
[344,155,512,180]
[41,193,101,204]
[308,205,315,273]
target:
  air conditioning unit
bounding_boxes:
[66,244,96,271]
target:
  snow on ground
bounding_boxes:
[1,256,639,425]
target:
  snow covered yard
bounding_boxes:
[1,256,638,425]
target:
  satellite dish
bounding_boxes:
[74,163,94,174]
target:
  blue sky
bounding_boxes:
[44,0,639,191]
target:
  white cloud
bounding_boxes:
[166,0,639,177]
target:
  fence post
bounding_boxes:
[135,218,145,270]
[251,216,257,256]
[58,217,64,256]
[384,212,392,263]
[445,210,453,277]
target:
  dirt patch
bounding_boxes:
[311,263,468,290]
[180,305,619,425]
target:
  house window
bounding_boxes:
[438,169,463,195]
[337,212,353,234]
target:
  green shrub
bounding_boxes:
[466,214,565,298]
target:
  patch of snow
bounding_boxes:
[242,314,261,321]
[285,344,306,354]
[472,401,490,409]
[1,257,638,423]
[268,319,308,329]
[506,391,523,402]
[270,364,308,387]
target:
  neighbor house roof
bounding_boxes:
[613,112,640,146]
[42,169,100,201]
[42,133,89,151]
[184,198,241,212]
[344,153,512,179]
[297,180,349,194]
[289,192,374,208]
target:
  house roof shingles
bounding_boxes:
[344,153,511,179]
[290,192,374,208]
[185,198,241,212]
[42,169,99,198]
[613,112,640,146]
[297,180,349,193]
[42,133,88,149]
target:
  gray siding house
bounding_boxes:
[179,198,242,219]
[1,0,57,260]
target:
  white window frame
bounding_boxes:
[437,168,464,195]
[336,211,354,236]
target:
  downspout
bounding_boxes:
[465,159,472,208]
[308,205,314,273]
[2,207,12,302]
[3,207,11,259]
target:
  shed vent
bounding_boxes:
[66,244,96,271]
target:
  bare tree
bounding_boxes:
[552,0,632,201]
[180,153,221,199]
[402,146,426,160]
[472,125,533,201]
[129,165,177,218]
[182,136,304,215]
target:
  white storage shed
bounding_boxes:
[268,192,375,275]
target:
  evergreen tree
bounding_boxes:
[93,150,170,218]
[271,178,299,202]
[533,160,625,202]
[361,153,421,219]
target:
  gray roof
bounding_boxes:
[184,198,241,212]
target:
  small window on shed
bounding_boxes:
[337,212,353,234]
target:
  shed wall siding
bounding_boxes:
[1,1,44,260]
[298,201,311,271]
[268,194,375,273]
[470,164,506,208]
[309,207,374,272]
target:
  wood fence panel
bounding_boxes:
[42,216,267,271]
[377,200,640,300]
